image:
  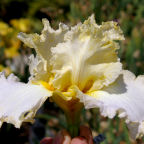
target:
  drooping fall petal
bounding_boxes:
[0,72,52,128]
[77,70,144,139]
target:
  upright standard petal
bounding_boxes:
[17,19,69,61]
[28,55,50,82]
[77,70,144,139]
[18,19,69,82]
[50,15,124,91]
[0,72,52,128]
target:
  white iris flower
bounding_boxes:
[0,15,144,139]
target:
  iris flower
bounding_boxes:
[0,15,144,139]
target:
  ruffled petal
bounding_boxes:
[17,19,69,82]
[17,19,69,61]
[51,15,124,91]
[28,55,49,82]
[77,70,144,139]
[0,72,52,128]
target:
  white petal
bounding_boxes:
[50,15,124,91]
[0,72,52,128]
[77,70,144,139]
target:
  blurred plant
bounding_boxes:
[10,18,33,32]
[0,21,19,58]
[0,64,11,75]
[0,18,43,81]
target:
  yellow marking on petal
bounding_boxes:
[40,81,55,91]
[54,91,72,101]
[102,41,111,47]
[62,86,77,98]
[82,79,93,93]
[86,90,100,98]
[52,90,83,113]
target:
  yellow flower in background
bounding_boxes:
[0,19,33,59]
[0,15,144,139]
[10,18,32,32]
[4,39,20,58]
[0,22,13,36]
[0,21,20,58]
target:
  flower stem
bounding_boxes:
[65,110,81,137]
[51,93,83,137]
[67,123,79,137]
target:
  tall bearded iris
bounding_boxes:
[0,15,144,139]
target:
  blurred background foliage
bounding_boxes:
[0,0,144,144]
